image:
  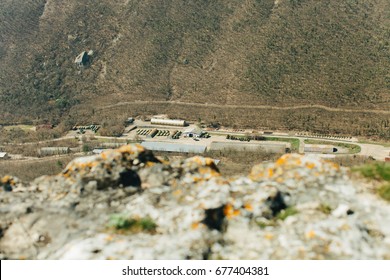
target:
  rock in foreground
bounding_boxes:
[1,144,389,259]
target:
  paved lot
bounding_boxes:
[3,119,390,162]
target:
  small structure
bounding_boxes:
[74,51,90,66]
[92,148,106,154]
[126,117,134,124]
[0,152,9,160]
[151,118,186,127]
[183,127,204,138]
[38,147,70,156]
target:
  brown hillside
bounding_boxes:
[0,0,389,136]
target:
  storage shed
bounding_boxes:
[74,51,89,66]
[183,127,204,138]
[151,118,186,127]
[0,152,9,160]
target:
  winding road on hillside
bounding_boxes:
[98,100,390,115]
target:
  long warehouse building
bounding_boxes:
[151,118,186,127]
[304,144,337,153]
[141,141,206,153]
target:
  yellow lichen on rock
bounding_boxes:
[1,175,16,186]
[305,162,316,169]
[264,233,274,240]
[1,175,12,184]
[306,230,316,239]
[198,167,220,178]
[250,153,343,184]
[118,144,145,155]
[244,203,253,212]
[223,204,240,219]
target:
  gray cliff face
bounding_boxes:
[1,144,390,259]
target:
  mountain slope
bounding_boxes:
[0,0,389,135]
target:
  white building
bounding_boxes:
[92,149,106,154]
[0,152,9,160]
[151,118,186,127]
[183,127,204,138]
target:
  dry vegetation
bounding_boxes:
[0,0,389,139]
[86,102,390,139]
[0,156,75,181]
[2,139,79,157]
[156,149,283,177]
[331,155,376,167]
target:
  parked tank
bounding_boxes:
[148,128,158,138]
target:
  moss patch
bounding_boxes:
[378,184,390,202]
[353,163,390,202]
[276,207,298,221]
[319,204,333,215]
[107,214,157,234]
[353,163,390,181]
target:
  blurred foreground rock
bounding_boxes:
[1,145,390,259]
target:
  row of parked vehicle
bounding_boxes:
[73,125,100,134]
[136,129,172,137]
[136,129,152,135]
[171,131,182,139]
[156,130,170,137]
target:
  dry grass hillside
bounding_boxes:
[0,0,389,137]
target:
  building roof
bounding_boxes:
[183,126,203,135]
[209,141,287,153]
[151,118,186,125]
[40,147,70,151]
[0,152,8,158]
[92,149,106,154]
[141,141,206,153]
[74,51,88,65]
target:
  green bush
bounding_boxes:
[107,214,157,233]
[378,184,390,202]
[354,163,390,181]
[82,144,91,153]
[276,207,298,221]
[354,163,390,202]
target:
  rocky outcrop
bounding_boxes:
[1,144,390,259]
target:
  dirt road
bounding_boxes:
[98,100,390,115]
